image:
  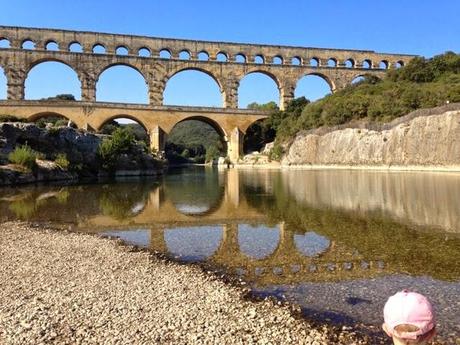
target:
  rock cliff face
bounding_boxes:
[282,110,460,169]
[0,123,161,185]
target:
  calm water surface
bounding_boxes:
[1,167,459,343]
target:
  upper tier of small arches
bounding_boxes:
[0,28,411,70]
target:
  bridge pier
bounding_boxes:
[228,127,244,162]
[149,125,167,154]
[4,67,25,101]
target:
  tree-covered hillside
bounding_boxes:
[271,52,460,140]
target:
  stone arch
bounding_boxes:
[179,50,191,60]
[0,37,10,48]
[272,56,283,65]
[216,52,228,62]
[27,111,81,128]
[361,59,372,69]
[92,43,106,54]
[296,72,335,94]
[28,111,71,122]
[96,63,149,104]
[166,115,228,138]
[351,74,382,84]
[159,48,172,59]
[310,57,320,67]
[238,70,281,108]
[327,58,337,67]
[68,41,83,53]
[25,60,81,100]
[379,60,389,69]
[234,53,247,63]
[163,67,224,107]
[45,40,59,51]
[197,51,209,61]
[345,58,355,68]
[291,56,302,65]
[115,46,129,55]
[138,47,151,57]
[95,114,150,133]
[254,54,265,64]
[21,39,35,50]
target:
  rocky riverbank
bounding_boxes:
[0,122,163,185]
[0,222,372,345]
[281,106,460,170]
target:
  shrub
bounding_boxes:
[205,145,220,163]
[8,145,39,170]
[97,127,136,170]
[54,153,70,170]
[0,115,26,123]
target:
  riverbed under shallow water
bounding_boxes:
[1,167,459,343]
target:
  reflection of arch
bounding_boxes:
[238,224,280,260]
[164,226,224,261]
[163,167,226,217]
[25,60,81,100]
[294,232,331,257]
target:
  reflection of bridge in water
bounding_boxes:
[82,169,390,285]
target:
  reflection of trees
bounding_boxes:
[165,167,224,215]
[8,197,37,219]
[242,176,460,281]
[5,188,71,220]
[99,182,153,221]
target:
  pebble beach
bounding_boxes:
[0,222,370,345]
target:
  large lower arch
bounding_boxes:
[163,68,223,107]
[96,64,148,104]
[98,115,150,145]
[295,73,334,102]
[238,71,280,109]
[165,116,228,163]
[25,61,81,100]
[28,111,74,124]
[96,114,150,134]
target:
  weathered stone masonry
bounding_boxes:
[0,26,416,161]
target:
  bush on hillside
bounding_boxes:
[8,145,40,170]
[97,127,137,170]
[267,52,460,140]
[54,153,70,170]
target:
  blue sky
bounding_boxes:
[0,0,459,107]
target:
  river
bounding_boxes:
[1,167,459,343]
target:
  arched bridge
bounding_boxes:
[0,26,416,161]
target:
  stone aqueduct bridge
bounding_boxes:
[0,26,416,161]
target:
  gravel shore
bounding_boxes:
[0,222,368,345]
